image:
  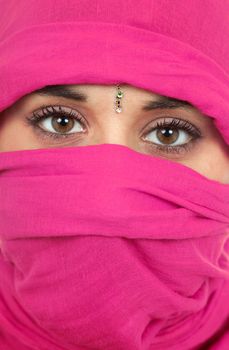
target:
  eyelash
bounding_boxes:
[25,105,202,155]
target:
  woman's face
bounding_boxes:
[0,83,229,183]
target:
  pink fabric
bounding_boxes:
[0,1,228,349]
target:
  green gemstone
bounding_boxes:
[116,90,124,99]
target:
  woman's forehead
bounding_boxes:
[30,84,196,113]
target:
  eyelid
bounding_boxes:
[142,115,201,135]
[30,104,201,128]
[31,104,76,116]
[31,104,88,125]
[32,98,91,116]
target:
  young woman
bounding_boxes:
[0,1,228,350]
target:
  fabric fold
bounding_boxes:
[0,144,228,349]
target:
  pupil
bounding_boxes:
[161,128,173,137]
[57,117,69,126]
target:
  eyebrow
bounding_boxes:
[33,84,195,111]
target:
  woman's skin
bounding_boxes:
[0,83,229,184]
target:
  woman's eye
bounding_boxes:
[25,105,86,140]
[142,117,202,155]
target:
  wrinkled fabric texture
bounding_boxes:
[0,0,228,350]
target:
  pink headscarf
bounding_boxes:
[0,1,228,349]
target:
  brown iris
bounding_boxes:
[157,127,179,144]
[52,116,74,133]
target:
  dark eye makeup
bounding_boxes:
[24,104,203,156]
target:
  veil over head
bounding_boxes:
[0,1,228,349]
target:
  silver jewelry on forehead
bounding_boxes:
[115,84,124,113]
